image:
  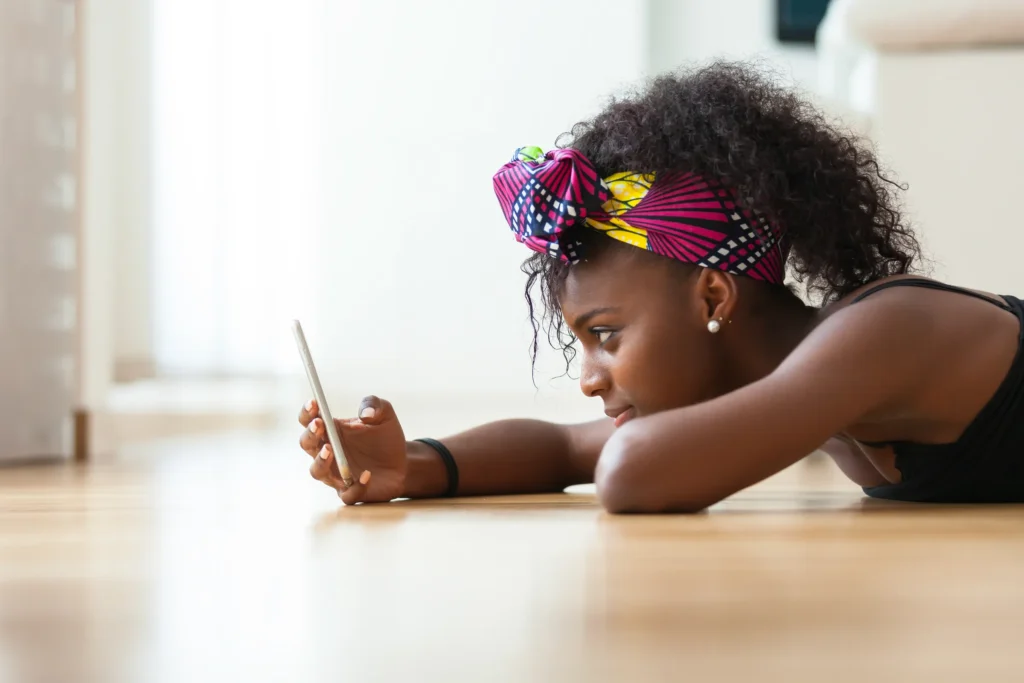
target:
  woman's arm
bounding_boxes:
[301,397,614,503]
[403,418,615,499]
[595,298,936,513]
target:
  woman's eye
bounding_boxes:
[594,329,614,344]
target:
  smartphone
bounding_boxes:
[291,319,354,487]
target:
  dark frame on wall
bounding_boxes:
[776,0,833,44]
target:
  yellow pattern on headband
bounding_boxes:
[584,171,655,250]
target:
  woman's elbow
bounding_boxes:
[594,426,711,514]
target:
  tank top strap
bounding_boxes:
[850,278,1013,312]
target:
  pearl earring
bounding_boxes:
[707,319,721,334]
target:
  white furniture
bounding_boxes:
[817,0,1024,295]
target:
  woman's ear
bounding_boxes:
[694,268,738,326]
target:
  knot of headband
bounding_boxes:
[492,146,788,285]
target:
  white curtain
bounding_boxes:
[151,0,326,376]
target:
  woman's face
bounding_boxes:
[559,243,731,427]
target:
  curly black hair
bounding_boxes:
[523,60,921,374]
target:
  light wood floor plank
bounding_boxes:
[2,432,1022,682]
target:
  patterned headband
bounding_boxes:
[492,146,788,285]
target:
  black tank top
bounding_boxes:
[849,278,1024,503]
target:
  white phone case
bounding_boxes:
[291,320,353,487]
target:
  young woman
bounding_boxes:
[297,62,1024,512]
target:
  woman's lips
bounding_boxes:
[614,407,637,428]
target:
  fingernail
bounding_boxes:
[359,407,376,420]
[359,470,371,485]
[319,445,331,460]
[305,399,314,412]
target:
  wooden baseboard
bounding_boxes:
[73,408,89,463]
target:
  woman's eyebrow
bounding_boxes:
[570,307,621,329]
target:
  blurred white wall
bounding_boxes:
[303,0,822,405]
[315,0,650,403]
[648,0,819,91]
[85,0,834,443]
[140,0,653,412]
[82,0,153,404]
[77,0,1024,450]
[150,0,326,377]
[111,3,154,380]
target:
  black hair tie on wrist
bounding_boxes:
[414,438,459,497]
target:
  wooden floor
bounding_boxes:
[2,431,1024,683]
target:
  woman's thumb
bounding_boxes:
[357,395,393,425]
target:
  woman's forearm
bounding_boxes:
[402,418,612,499]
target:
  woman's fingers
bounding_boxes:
[300,397,381,503]
[356,395,394,425]
[298,417,325,457]
[297,398,318,427]
[309,444,348,490]
[339,469,372,505]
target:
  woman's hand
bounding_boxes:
[298,395,409,505]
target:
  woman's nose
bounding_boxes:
[580,354,610,398]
